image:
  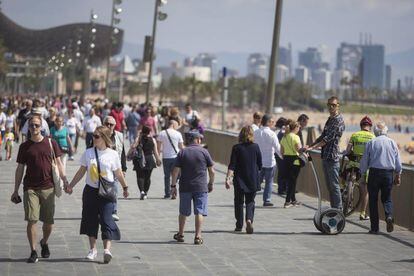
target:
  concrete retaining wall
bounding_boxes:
[204,128,414,231]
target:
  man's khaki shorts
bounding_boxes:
[23,188,55,224]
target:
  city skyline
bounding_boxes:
[2,0,414,56]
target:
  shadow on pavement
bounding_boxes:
[393,259,414,263]
[40,258,101,264]
[116,240,176,245]
[0,258,26,262]
[54,217,81,221]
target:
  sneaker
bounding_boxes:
[27,250,38,263]
[143,195,148,200]
[171,195,177,200]
[40,239,50,258]
[86,249,97,260]
[284,202,293,208]
[234,227,242,232]
[164,195,171,199]
[292,201,301,207]
[140,191,145,200]
[112,213,120,221]
[68,156,75,161]
[103,250,112,264]
[359,214,370,221]
[386,217,394,233]
[368,230,379,235]
[246,220,254,234]
[263,202,274,207]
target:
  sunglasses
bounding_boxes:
[105,122,115,127]
[327,103,339,107]
[29,123,41,129]
[93,134,101,139]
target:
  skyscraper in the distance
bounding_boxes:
[278,43,292,77]
[247,53,268,80]
[298,47,323,72]
[336,42,362,77]
[361,44,385,90]
[193,53,218,81]
[385,65,392,91]
[295,66,309,83]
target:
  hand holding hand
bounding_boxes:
[65,185,73,195]
[156,159,162,167]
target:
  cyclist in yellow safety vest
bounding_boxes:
[345,116,375,220]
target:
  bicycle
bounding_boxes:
[340,156,362,217]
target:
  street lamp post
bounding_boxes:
[105,0,122,100]
[265,0,283,114]
[145,0,168,104]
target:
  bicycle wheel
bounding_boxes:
[348,183,361,216]
[342,179,353,217]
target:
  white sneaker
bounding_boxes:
[112,213,120,221]
[140,191,145,200]
[86,249,97,260]
[143,195,148,199]
[103,250,112,264]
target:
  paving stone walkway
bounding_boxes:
[0,142,414,275]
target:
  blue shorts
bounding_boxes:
[179,192,208,216]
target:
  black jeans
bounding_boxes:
[136,168,154,194]
[275,154,287,194]
[283,156,301,203]
[367,168,394,232]
[234,184,256,229]
[80,185,121,240]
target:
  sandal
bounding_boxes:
[194,237,203,245]
[173,232,184,242]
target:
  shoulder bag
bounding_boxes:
[48,138,63,197]
[94,147,117,202]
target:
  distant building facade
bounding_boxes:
[247,53,269,80]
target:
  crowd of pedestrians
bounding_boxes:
[3,94,403,264]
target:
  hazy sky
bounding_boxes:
[2,0,414,58]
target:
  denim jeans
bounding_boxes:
[113,179,120,213]
[128,126,138,145]
[260,166,275,203]
[68,133,76,157]
[322,159,342,209]
[367,168,394,232]
[163,158,176,197]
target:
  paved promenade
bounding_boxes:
[1,143,414,275]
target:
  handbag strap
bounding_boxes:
[48,138,57,163]
[94,147,101,188]
[165,129,178,154]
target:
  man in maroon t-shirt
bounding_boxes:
[109,102,126,132]
[11,115,68,263]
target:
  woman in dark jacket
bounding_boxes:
[225,126,262,234]
[131,126,161,199]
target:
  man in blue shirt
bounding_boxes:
[360,122,402,234]
[171,130,215,245]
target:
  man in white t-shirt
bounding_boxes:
[157,119,184,199]
[82,108,101,149]
[182,103,200,132]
